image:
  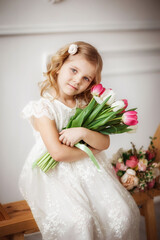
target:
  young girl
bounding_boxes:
[19,41,140,240]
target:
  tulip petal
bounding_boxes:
[91,84,106,96]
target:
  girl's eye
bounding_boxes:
[84,77,90,82]
[71,68,77,73]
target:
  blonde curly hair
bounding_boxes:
[39,41,103,104]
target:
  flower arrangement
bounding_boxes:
[112,137,160,192]
[33,84,138,173]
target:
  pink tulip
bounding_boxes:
[121,99,128,113]
[122,99,128,109]
[101,88,116,105]
[91,84,106,96]
[111,100,125,112]
[122,111,138,126]
[126,156,139,168]
[116,162,127,171]
[147,179,155,189]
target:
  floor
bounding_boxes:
[24,197,160,240]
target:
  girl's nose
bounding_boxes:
[73,76,81,84]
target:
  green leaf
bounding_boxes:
[87,117,106,128]
[66,108,82,128]
[83,95,111,126]
[117,170,124,177]
[99,124,130,134]
[122,153,130,163]
[93,108,113,121]
[88,112,117,130]
[71,98,96,127]
[125,108,137,112]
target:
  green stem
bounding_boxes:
[32,152,50,169]
[38,155,52,168]
[43,159,54,172]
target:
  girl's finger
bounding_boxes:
[59,135,64,141]
[59,130,65,135]
[66,141,70,146]
[62,140,66,145]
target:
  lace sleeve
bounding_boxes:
[21,98,55,121]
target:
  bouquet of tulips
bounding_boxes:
[32,84,138,173]
[111,138,160,192]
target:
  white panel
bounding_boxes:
[102,49,160,76]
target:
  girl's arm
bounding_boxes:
[33,116,101,162]
[59,127,110,150]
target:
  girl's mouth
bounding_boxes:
[68,84,78,90]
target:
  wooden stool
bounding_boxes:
[132,188,160,240]
[0,200,39,239]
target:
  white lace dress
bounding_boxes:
[19,96,140,240]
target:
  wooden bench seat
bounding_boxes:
[0,200,39,239]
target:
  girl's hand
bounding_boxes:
[89,147,101,155]
[59,127,85,147]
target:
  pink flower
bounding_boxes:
[152,162,160,168]
[91,84,106,96]
[111,100,125,112]
[122,111,138,126]
[122,99,128,109]
[113,166,118,174]
[121,99,128,113]
[151,167,160,178]
[146,150,155,160]
[138,159,147,171]
[121,169,139,190]
[101,88,116,105]
[116,162,127,171]
[126,156,139,168]
[147,179,155,189]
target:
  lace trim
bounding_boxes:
[21,98,55,121]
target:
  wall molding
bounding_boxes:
[100,47,160,55]
[102,69,160,77]
[0,21,160,36]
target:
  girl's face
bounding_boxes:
[57,54,96,99]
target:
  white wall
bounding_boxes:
[0,0,160,203]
